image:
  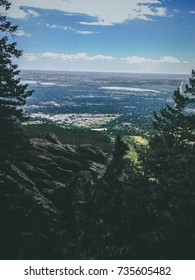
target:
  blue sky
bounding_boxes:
[2,0,195,73]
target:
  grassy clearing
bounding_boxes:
[124,135,148,162]
[132,136,148,145]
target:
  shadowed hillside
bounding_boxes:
[0,133,111,259]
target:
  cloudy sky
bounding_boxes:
[2,0,195,73]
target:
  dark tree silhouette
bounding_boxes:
[0,0,33,166]
[141,70,195,259]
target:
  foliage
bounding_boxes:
[140,70,195,259]
[23,122,111,151]
[0,0,33,164]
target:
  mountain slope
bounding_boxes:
[0,133,109,259]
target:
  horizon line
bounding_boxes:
[19,68,190,76]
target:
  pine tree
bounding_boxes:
[145,70,195,178]
[0,0,33,166]
[83,135,130,258]
[141,70,195,259]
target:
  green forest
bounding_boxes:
[0,0,195,260]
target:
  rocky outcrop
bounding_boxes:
[0,133,110,259]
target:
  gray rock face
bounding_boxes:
[0,134,109,259]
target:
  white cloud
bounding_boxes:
[76,30,96,35]
[122,55,181,64]
[46,23,68,30]
[121,56,153,64]
[79,21,113,26]
[14,30,31,37]
[1,5,40,19]
[46,24,58,28]
[46,23,71,31]
[3,0,167,25]
[159,56,180,63]
[23,53,38,61]
[46,23,97,35]
[25,9,40,17]
[41,52,114,62]
[23,52,183,65]
[19,52,192,73]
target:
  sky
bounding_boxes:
[1,0,195,73]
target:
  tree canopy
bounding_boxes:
[140,70,195,258]
[0,0,33,163]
